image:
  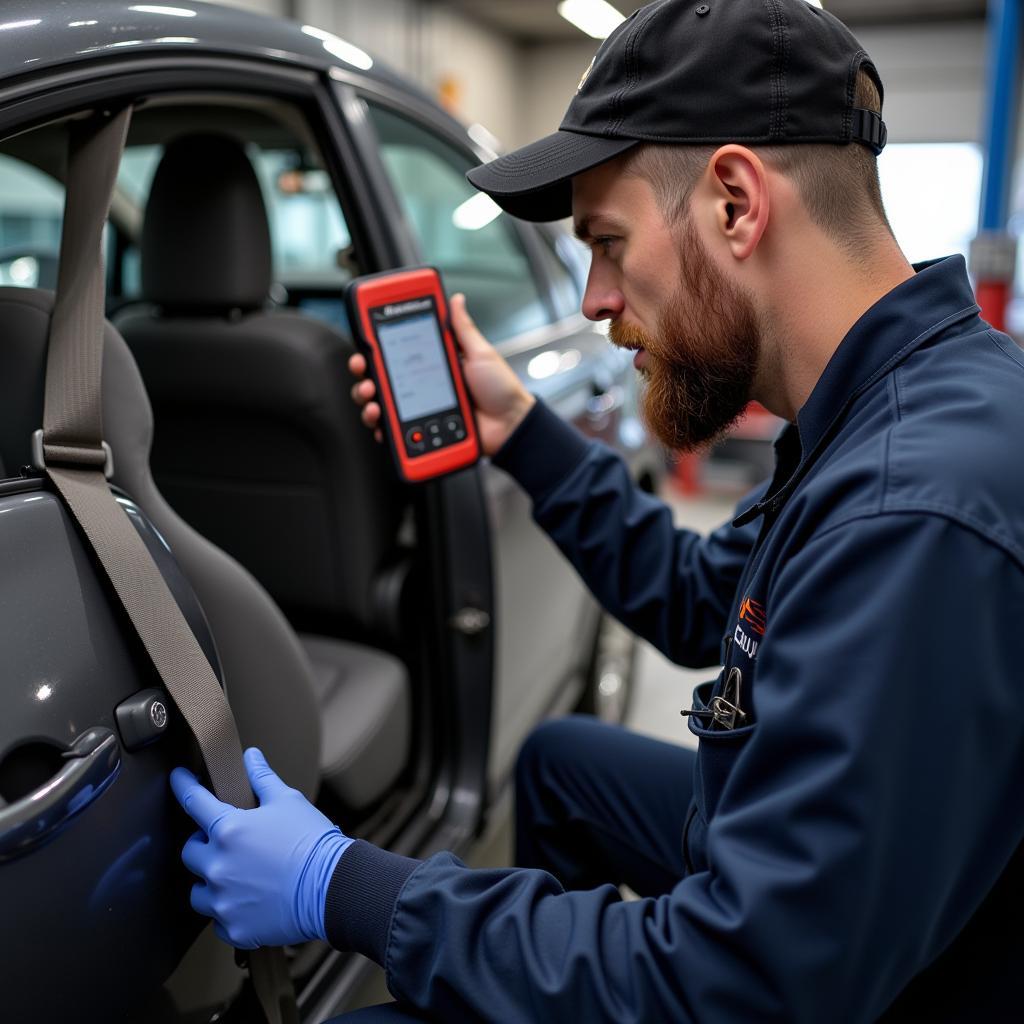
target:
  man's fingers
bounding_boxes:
[449,293,490,357]
[171,767,231,832]
[361,402,381,429]
[351,379,376,406]
[190,880,215,919]
[214,920,255,950]
[181,829,209,878]
[347,352,366,377]
[244,747,288,803]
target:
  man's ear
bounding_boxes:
[704,145,769,260]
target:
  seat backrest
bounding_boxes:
[116,133,405,641]
[0,287,322,798]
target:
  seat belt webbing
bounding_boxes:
[39,107,296,1024]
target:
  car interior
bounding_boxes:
[110,110,414,822]
[0,93,461,1016]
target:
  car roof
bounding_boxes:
[0,0,424,101]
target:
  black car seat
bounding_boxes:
[1,284,407,813]
[115,133,411,812]
[0,286,321,797]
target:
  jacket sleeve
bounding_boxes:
[490,400,761,667]
[325,512,1024,1023]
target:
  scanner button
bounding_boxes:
[446,417,462,433]
[431,437,443,448]
[428,422,441,435]
[406,427,426,449]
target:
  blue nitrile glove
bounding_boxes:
[170,747,352,949]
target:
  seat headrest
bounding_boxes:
[141,133,272,313]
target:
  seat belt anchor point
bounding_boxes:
[32,429,114,480]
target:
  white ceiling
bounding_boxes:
[442,0,987,44]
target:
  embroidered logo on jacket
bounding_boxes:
[734,596,766,661]
[739,596,766,636]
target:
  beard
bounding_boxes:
[610,217,761,453]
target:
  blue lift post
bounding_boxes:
[971,0,1023,332]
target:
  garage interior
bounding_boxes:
[193,0,1022,1011]
[2,0,1019,1019]
[205,0,1021,745]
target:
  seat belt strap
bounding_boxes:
[38,107,297,1024]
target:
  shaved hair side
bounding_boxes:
[623,69,892,261]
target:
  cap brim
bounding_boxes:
[467,131,638,223]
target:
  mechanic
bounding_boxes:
[170,0,1024,1020]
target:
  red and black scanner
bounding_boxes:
[346,267,480,483]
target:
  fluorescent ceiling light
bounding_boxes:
[452,192,502,231]
[804,0,823,6]
[0,19,41,30]
[301,25,373,71]
[557,0,625,40]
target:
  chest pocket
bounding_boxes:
[684,678,758,874]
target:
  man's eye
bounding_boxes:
[593,236,617,254]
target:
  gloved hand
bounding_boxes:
[170,747,352,949]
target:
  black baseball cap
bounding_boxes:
[467,0,887,222]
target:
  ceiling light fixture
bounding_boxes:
[557,0,625,40]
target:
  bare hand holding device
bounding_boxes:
[349,291,535,458]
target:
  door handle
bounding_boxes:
[0,727,121,861]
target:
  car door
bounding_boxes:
[0,54,499,1024]
[349,93,647,786]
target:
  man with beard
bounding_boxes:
[171,1,1024,1021]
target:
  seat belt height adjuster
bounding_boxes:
[32,428,114,479]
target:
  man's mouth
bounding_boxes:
[633,348,647,370]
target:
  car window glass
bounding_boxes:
[365,103,550,342]
[0,154,65,290]
[534,230,586,322]
[113,139,354,300]
[251,148,353,288]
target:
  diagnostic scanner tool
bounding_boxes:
[346,267,480,483]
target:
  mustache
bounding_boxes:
[608,321,655,351]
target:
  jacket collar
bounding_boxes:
[734,255,981,527]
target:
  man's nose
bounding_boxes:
[581,265,625,322]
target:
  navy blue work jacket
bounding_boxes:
[326,256,1024,1022]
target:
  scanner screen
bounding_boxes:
[377,312,458,422]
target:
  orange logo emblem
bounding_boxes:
[739,596,766,636]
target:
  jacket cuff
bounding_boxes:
[491,399,592,500]
[323,839,422,964]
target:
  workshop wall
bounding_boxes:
[210,5,1005,152]
[214,0,523,147]
[518,22,990,145]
